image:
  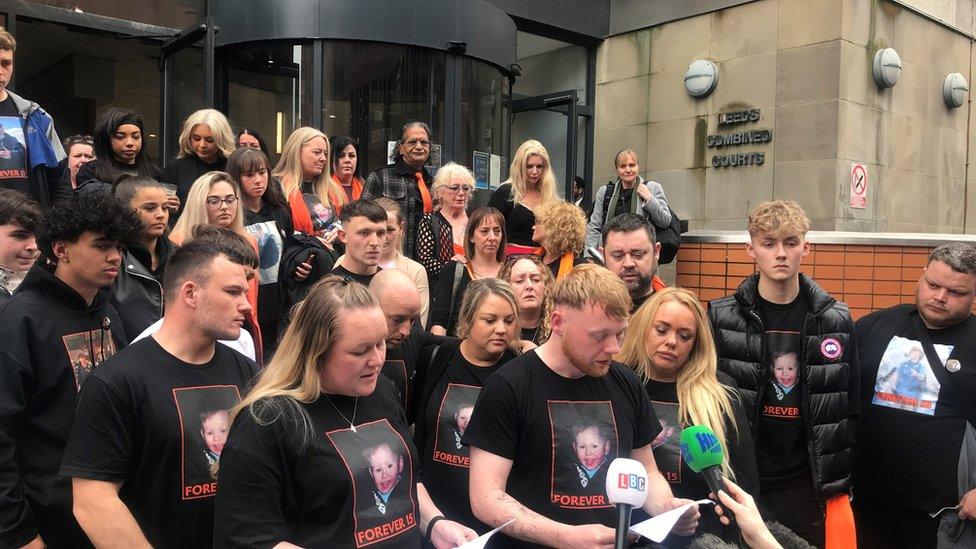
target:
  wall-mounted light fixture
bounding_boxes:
[872,48,902,89]
[943,73,968,109]
[684,60,718,98]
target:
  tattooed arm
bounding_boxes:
[469,447,616,549]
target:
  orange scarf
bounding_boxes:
[330,174,363,215]
[536,247,575,280]
[287,188,315,235]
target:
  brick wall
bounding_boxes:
[675,242,933,320]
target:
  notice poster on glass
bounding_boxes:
[473,151,490,190]
[489,154,502,190]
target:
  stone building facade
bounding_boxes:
[594,0,976,233]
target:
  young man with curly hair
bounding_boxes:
[0,192,140,549]
[708,201,857,548]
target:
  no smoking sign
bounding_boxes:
[850,163,867,209]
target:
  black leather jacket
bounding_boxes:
[111,239,175,338]
[707,273,858,506]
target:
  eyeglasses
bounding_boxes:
[445,184,473,194]
[404,139,430,148]
[206,196,239,209]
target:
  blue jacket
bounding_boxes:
[8,91,66,207]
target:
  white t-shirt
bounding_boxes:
[133,318,256,362]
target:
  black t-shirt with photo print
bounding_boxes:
[59,337,258,549]
[756,294,809,485]
[0,96,29,195]
[643,375,759,541]
[855,304,976,512]
[463,350,659,548]
[245,204,293,354]
[415,340,516,534]
[213,375,421,548]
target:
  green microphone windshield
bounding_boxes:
[679,425,724,473]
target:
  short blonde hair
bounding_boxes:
[177,109,236,160]
[534,201,586,257]
[432,162,474,209]
[551,264,631,320]
[747,200,810,239]
[455,278,521,347]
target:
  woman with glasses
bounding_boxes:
[488,139,558,255]
[429,207,506,337]
[331,136,365,204]
[416,162,472,288]
[170,171,262,353]
[499,254,553,347]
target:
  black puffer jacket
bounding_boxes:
[707,273,858,506]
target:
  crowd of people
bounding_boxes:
[0,25,973,549]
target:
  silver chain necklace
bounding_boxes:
[324,394,359,432]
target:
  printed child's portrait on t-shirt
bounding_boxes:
[328,419,417,548]
[172,385,242,499]
[0,119,26,177]
[873,335,950,416]
[303,194,337,233]
[244,220,283,284]
[62,329,118,391]
[433,383,480,467]
[548,401,618,509]
[766,332,801,401]
[649,401,681,483]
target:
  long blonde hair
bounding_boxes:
[171,171,246,242]
[617,287,738,478]
[177,108,236,160]
[272,127,341,209]
[507,139,557,206]
[229,277,380,441]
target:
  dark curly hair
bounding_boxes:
[37,192,142,262]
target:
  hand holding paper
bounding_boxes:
[455,518,516,549]
[629,500,713,543]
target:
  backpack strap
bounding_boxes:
[600,181,615,227]
[446,261,464,334]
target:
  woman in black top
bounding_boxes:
[487,139,557,253]
[499,254,553,347]
[111,175,176,338]
[75,108,164,196]
[163,108,236,221]
[214,277,475,548]
[228,146,301,355]
[414,278,519,534]
[617,287,758,545]
[429,207,506,337]
[416,162,472,286]
[531,200,588,281]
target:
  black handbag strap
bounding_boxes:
[910,308,976,423]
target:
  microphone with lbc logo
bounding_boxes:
[605,458,648,549]
[680,425,726,500]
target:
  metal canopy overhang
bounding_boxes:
[213,0,517,75]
